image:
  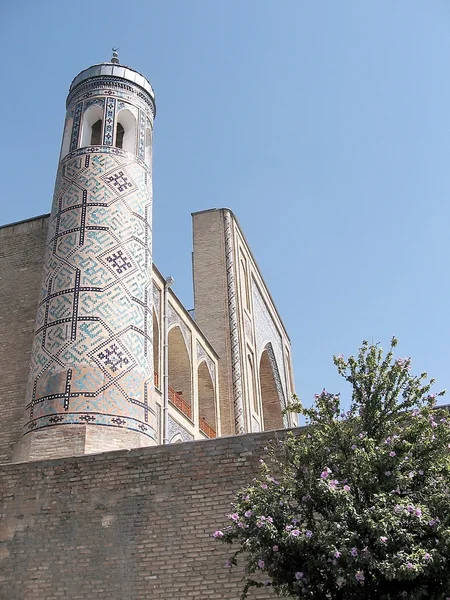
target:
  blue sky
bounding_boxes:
[1,1,450,412]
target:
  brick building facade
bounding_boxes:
[0,54,297,598]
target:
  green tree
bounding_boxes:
[214,338,450,599]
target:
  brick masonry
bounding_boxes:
[0,430,291,600]
[0,216,49,463]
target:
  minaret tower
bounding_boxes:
[15,52,156,461]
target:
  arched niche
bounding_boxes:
[259,345,284,431]
[170,433,184,444]
[198,361,216,437]
[80,105,103,147]
[153,309,160,388]
[115,109,137,153]
[168,325,192,419]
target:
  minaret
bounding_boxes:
[14,52,156,461]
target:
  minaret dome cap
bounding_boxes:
[68,57,155,107]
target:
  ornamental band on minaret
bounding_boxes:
[14,52,156,461]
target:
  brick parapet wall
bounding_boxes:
[0,429,298,600]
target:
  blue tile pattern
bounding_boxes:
[24,148,156,440]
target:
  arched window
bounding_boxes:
[80,105,103,148]
[115,109,137,153]
[198,361,216,438]
[91,120,102,145]
[116,123,125,149]
[168,326,192,419]
[259,347,284,431]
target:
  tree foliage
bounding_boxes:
[214,338,450,599]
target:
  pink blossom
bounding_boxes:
[351,444,357,450]
[291,529,300,537]
[295,572,304,580]
[424,553,431,560]
[273,545,279,552]
[258,559,265,569]
[229,513,239,521]
[213,530,224,538]
[343,484,350,492]
[355,571,365,582]
[406,562,414,570]
[261,483,268,489]
[334,551,341,558]
[415,508,422,517]
[389,451,396,457]
[380,536,388,543]
[385,471,392,477]
[350,547,358,557]
[244,510,252,518]
[305,530,313,538]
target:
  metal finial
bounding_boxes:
[111,47,120,64]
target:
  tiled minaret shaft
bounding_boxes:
[15,56,156,461]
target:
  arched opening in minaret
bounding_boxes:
[168,326,192,420]
[80,105,103,148]
[259,347,284,431]
[115,109,137,153]
[116,123,125,149]
[90,120,102,145]
[197,361,216,438]
[153,309,160,388]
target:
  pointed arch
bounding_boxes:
[198,360,216,438]
[116,109,137,153]
[168,325,192,419]
[259,343,285,431]
[80,105,103,147]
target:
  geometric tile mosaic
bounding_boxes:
[24,145,155,441]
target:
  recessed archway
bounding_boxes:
[198,361,216,438]
[168,326,192,419]
[259,346,284,431]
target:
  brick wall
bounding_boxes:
[0,430,289,600]
[192,209,236,436]
[0,216,49,463]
